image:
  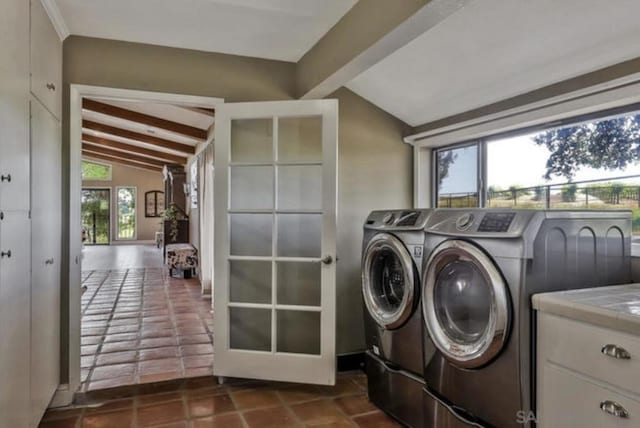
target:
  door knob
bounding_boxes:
[320,255,333,265]
[1,174,11,182]
[1,250,12,258]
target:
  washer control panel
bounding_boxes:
[477,212,516,232]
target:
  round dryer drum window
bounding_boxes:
[422,240,510,368]
[362,234,417,330]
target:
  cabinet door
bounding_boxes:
[0,0,30,211]
[0,210,31,428]
[30,0,62,120]
[30,98,61,427]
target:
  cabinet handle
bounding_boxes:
[601,344,631,360]
[600,400,629,418]
[1,174,11,182]
[0,211,3,220]
[46,83,56,91]
[1,250,11,258]
[45,258,54,265]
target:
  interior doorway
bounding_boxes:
[81,188,111,245]
[62,85,223,403]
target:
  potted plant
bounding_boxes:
[162,203,187,243]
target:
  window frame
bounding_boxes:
[432,140,484,208]
[431,102,640,209]
[115,186,137,241]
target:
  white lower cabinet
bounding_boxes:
[0,211,31,428]
[30,97,61,427]
[537,313,640,427]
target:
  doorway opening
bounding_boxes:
[66,86,221,399]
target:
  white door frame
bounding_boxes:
[55,84,224,406]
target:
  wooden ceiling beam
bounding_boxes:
[83,133,187,164]
[82,152,163,173]
[83,98,208,140]
[82,144,168,167]
[83,120,196,154]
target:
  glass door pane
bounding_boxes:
[81,188,110,245]
[116,187,136,240]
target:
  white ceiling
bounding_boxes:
[54,0,356,61]
[347,0,640,127]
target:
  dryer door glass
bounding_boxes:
[433,260,492,344]
[423,240,510,369]
[362,234,416,330]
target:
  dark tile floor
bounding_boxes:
[80,268,214,391]
[41,371,400,427]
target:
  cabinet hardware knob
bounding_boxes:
[1,174,11,182]
[600,400,629,418]
[46,83,56,91]
[1,250,11,258]
[601,344,631,359]
[45,258,54,265]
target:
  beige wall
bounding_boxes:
[62,36,412,370]
[331,87,413,353]
[83,162,164,242]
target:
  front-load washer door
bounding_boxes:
[422,240,510,369]
[362,233,417,330]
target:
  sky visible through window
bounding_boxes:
[487,134,640,190]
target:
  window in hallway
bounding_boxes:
[117,186,137,240]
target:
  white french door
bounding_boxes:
[213,99,338,385]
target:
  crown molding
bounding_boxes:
[40,0,70,41]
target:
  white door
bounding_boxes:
[214,100,338,385]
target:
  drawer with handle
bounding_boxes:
[538,313,640,396]
[539,363,639,427]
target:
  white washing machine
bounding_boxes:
[361,209,433,428]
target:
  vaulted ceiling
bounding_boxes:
[81,98,214,173]
[52,0,357,62]
[47,0,640,130]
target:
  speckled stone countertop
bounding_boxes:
[532,284,640,335]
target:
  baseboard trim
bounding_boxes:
[50,384,74,408]
[337,352,365,372]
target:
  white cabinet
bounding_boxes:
[537,313,640,427]
[0,0,30,211]
[0,211,32,428]
[0,0,62,425]
[30,0,62,120]
[30,97,61,427]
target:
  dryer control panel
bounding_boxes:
[364,210,432,230]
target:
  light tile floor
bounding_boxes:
[80,268,213,391]
[41,371,400,427]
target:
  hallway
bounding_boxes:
[80,261,213,390]
[82,245,165,271]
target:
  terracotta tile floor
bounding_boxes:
[41,371,400,427]
[80,268,213,391]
